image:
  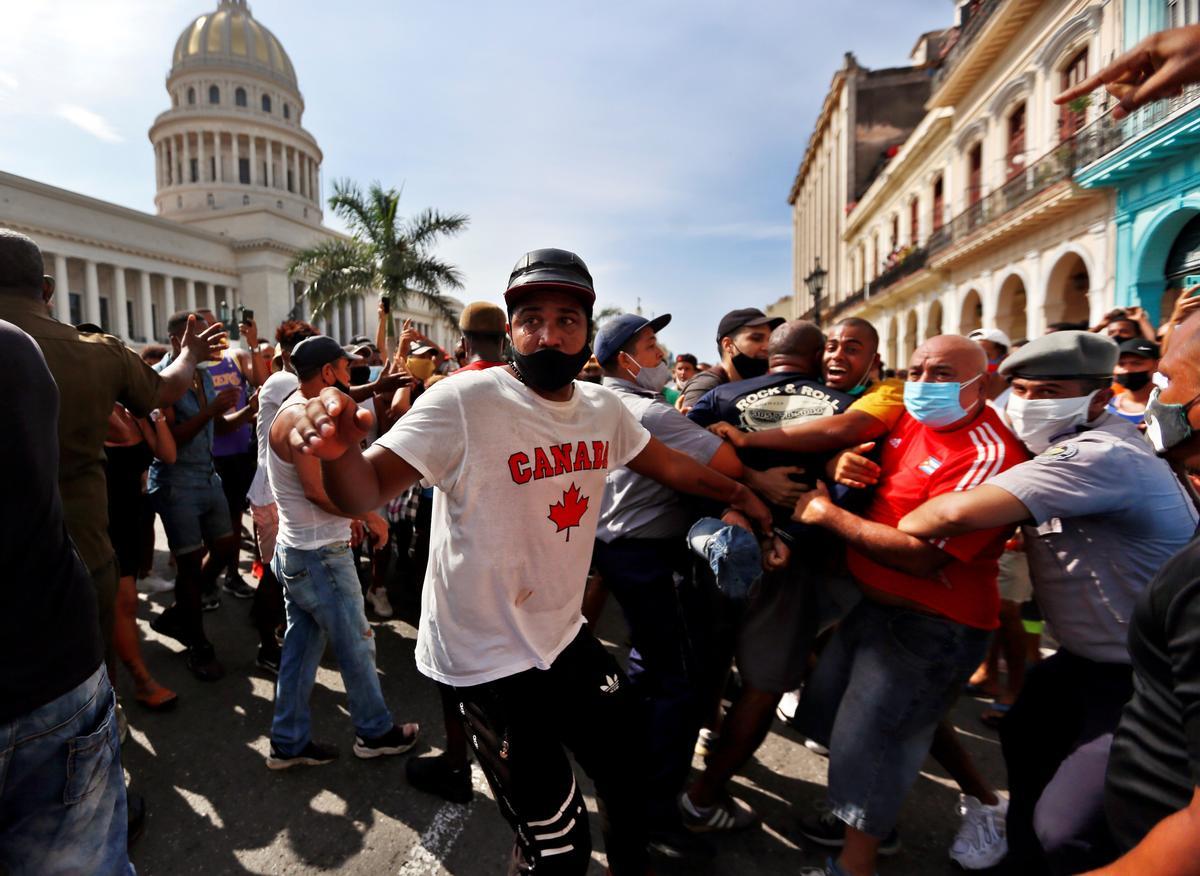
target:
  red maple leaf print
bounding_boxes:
[547,483,589,542]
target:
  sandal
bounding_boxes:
[136,684,178,711]
[980,702,1011,729]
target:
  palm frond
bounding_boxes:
[289,239,376,321]
[404,208,470,249]
[327,179,381,244]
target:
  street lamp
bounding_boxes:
[804,258,828,326]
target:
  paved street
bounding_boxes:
[122,526,1009,875]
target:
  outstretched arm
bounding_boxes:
[711,410,887,454]
[898,485,1031,539]
[1083,788,1200,876]
[627,435,773,532]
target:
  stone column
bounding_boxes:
[185,278,197,313]
[232,133,240,183]
[330,306,342,343]
[154,142,162,188]
[341,301,353,338]
[53,253,70,323]
[199,130,209,182]
[183,132,193,183]
[269,141,278,188]
[205,282,216,314]
[298,152,306,197]
[139,272,154,342]
[249,135,258,186]
[113,266,129,340]
[215,132,224,183]
[84,259,100,326]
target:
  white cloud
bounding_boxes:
[0,71,17,95]
[55,105,124,143]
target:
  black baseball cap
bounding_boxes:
[1118,338,1160,359]
[504,248,596,310]
[291,335,357,376]
[716,308,784,342]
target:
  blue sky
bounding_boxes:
[0,0,952,357]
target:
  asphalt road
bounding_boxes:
[120,525,1009,875]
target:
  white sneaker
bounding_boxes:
[368,588,393,618]
[776,689,801,723]
[695,728,719,758]
[136,575,175,594]
[950,793,1008,870]
[804,738,830,757]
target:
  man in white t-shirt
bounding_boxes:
[285,248,772,876]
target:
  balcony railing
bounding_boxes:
[928,134,1088,254]
[934,0,1003,88]
[825,247,929,320]
[1071,83,1200,173]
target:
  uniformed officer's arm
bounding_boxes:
[898,485,1031,539]
[794,481,952,578]
[1081,787,1200,876]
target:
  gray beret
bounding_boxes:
[999,330,1118,380]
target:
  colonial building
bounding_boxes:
[791,0,1126,370]
[0,0,461,351]
[1074,0,1200,328]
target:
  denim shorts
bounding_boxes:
[798,598,990,837]
[150,473,233,556]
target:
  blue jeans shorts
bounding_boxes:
[151,473,233,556]
[798,598,990,838]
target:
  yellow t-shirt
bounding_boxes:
[848,378,906,430]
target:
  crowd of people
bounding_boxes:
[5,23,1200,876]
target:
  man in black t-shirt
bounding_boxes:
[1095,311,1200,873]
[0,321,132,874]
[678,320,854,831]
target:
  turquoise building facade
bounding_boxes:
[1075,0,1200,326]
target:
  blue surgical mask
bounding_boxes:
[903,375,982,428]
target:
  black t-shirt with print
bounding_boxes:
[1105,533,1200,851]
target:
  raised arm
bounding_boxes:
[158,316,227,406]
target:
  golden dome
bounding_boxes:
[171,0,297,89]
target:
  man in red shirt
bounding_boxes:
[791,335,1028,876]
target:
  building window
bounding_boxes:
[890,214,899,252]
[69,293,82,326]
[235,87,247,107]
[151,303,159,339]
[1006,102,1026,178]
[99,297,110,332]
[209,156,216,180]
[126,301,136,339]
[208,84,220,104]
[239,157,250,184]
[190,158,198,183]
[1059,49,1089,140]
[932,175,945,231]
[283,103,290,119]
[242,194,250,206]
[261,94,272,113]
[1169,0,1200,27]
[968,143,983,204]
[287,170,294,192]
[909,197,919,245]
[187,87,196,105]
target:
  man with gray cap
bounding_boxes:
[899,331,1198,875]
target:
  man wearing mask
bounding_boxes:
[283,248,772,875]
[1106,338,1159,429]
[678,308,782,412]
[897,332,1197,875]
[790,336,1028,876]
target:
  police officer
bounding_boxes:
[897,331,1198,876]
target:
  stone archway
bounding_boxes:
[902,310,919,364]
[960,289,983,334]
[995,274,1028,343]
[926,300,944,340]
[1044,252,1090,328]
[885,315,899,374]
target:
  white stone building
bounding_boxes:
[0,0,461,351]
[818,1,1124,369]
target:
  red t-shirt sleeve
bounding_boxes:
[922,444,1010,564]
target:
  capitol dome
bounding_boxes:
[171,0,297,89]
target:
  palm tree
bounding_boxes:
[289,179,469,329]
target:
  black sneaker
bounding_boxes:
[201,589,221,612]
[647,823,716,865]
[798,807,901,856]
[406,753,473,804]
[149,608,189,647]
[222,574,255,599]
[353,723,420,759]
[184,644,225,682]
[256,644,281,675]
[267,740,338,770]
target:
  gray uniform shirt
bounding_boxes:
[986,413,1198,664]
[597,377,723,543]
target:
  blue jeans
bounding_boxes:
[149,474,233,556]
[798,599,990,838]
[271,542,393,754]
[0,665,132,876]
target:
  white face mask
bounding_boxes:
[1005,390,1099,454]
[623,353,672,393]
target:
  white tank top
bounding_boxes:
[268,394,350,550]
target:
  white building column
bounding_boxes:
[197,130,207,182]
[232,133,240,183]
[53,253,70,323]
[341,301,352,338]
[249,135,258,186]
[83,259,100,326]
[183,133,192,183]
[139,272,154,342]
[113,265,129,340]
[215,132,224,183]
[269,141,278,188]
[185,278,197,313]
[330,306,342,342]
[204,283,216,314]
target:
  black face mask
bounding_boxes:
[349,365,371,386]
[1115,371,1151,392]
[730,344,768,380]
[333,379,351,395]
[512,345,593,392]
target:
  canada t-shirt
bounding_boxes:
[847,407,1030,630]
[373,368,651,686]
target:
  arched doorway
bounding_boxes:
[885,315,898,374]
[926,300,943,340]
[995,274,1028,343]
[1044,252,1091,329]
[960,289,983,334]
[1163,214,1200,330]
[902,310,919,365]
